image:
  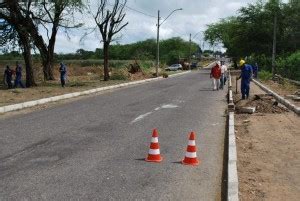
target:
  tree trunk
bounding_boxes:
[42,55,55,81]
[44,23,58,81]
[18,30,36,87]
[103,42,110,81]
[4,0,55,80]
[22,39,36,87]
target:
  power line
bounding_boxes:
[125,5,157,18]
[106,2,156,18]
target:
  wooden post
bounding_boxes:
[236,78,238,94]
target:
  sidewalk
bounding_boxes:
[232,78,300,201]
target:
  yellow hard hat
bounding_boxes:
[239,59,246,66]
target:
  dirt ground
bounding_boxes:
[262,80,299,96]
[261,80,300,107]
[233,77,300,201]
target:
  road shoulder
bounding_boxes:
[233,77,300,200]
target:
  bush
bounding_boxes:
[247,54,272,72]
[161,72,168,78]
[276,51,300,81]
[110,68,129,80]
[164,50,180,65]
[258,70,273,81]
[139,60,154,69]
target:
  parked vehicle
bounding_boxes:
[165,64,183,71]
[190,62,198,69]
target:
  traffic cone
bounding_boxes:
[182,132,200,166]
[146,129,163,162]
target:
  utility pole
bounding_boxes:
[189,33,191,69]
[156,10,160,77]
[272,13,277,78]
[155,8,182,77]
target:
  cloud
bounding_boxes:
[52,0,259,53]
[226,2,246,11]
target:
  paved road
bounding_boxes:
[0,69,227,200]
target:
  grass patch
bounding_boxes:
[69,82,87,87]
[259,70,273,81]
[11,89,22,94]
[110,68,129,80]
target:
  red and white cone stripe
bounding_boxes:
[182,132,200,166]
[146,129,163,162]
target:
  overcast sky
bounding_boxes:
[53,0,287,53]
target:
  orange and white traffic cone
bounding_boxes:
[182,132,200,166]
[146,129,163,162]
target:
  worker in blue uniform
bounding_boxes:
[252,62,258,79]
[14,62,25,88]
[59,62,67,87]
[3,65,13,89]
[236,60,253,99]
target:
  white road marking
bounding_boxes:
[131,112,152,123]
[131,102,180,124]
[161,104,178,109]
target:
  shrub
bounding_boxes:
[139,60,154,69]
[110,68,129,80]
[276,51,300,81]
[247,54,272,72]
[162,72,168,78]
[258,70,273,81]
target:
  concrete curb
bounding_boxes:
[252,79,300,115]
[227,73,239,201]
[228,73,235,111]
[0,71,191,114]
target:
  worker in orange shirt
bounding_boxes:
[210,62,222,91]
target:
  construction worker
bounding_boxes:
[210,61,222,90]
[236,60,253,99]
[220,61,228,89]
[59,62,67,87]
[3,65,13,89]
[252,63,259,79]
[14,62,25,88]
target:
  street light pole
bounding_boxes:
[156,8,183,77]
[272,13,277,78]
[189,33,192,70]
[156,10,160,77]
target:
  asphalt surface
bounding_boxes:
[0,68,227,200]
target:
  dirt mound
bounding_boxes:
[235,94,288,114]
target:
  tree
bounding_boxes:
[0,0,84,80]
[204,1,285,58]
[92,0,128,81]
[0,4,36,87]
[281,0,300,52]
[204,0,300,79]
[76,49,95,59]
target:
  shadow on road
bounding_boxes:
[171,161,182,164]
